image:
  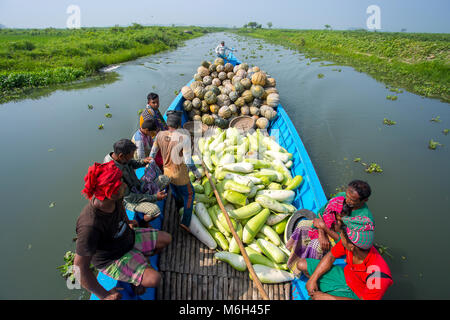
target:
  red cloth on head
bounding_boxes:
[82,161,123,201]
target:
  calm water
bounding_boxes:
[0,32,448,300]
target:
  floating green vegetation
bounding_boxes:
[383,118,397,125]
[386,95,398,101]
[428,139,442,150]
[374,243,394,259]
[317,73,325,79]
[174,90,179,96]
[332,68,342,72]
[88,104,94,110]
[443,129,449,135]
[179,73,184,76]
[365,163,383,173]
[329,184,347,199]
[430,116,441,123]
[389,87,404,93]
[354,157,383,173]
[49,202,56,208]
[98,124,104,130]
[57,251,96,285]
[105,104,110,108]
[105,113,112,118]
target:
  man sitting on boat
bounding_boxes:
[215,41,235,59]
[286,180,374,274]
[104,139,169,226]
[296,215,393,300]
[148,111,202,232]
[74,161,172,300]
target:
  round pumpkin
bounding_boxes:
[217,64,225,73]
[204,91,217,105]
[201,101,210,113]
[251,71,266,86]
[229,91,239,102]
[194,73,202,81]
[218,72,227,81]
[265,77,276,87]
[209,85,220,96]
[202,114,215,125]
[203,76,212,86]
[256,117,269,129]
[193,114,202,122]
[234,97,245,107]
[236,69,247,78]
[233,65,240,73]
[227,72,235,80]
[224,63,234,73]
[252,66,260,73]
[214,58,225,66]
[229,104,238,114]
[194,86,206,99]
[239,63,249,71]
[183,100,193,112]
[240,78,252,90]
[218,106,232,119]
[251,85,265,99]
[209,103,219,114]
[240,105,250,116]
[241,90,254,104]
[234,81,244,94]
[217,94,231,107]
[212,78,221,87]
[252,98,262,108]
[266,93,280,107]
[215,117,229,129]
[190,80,204,91]
[197,66,209,77]
[250,106,260,116]
[192,98,202,109]
[201,60,210,68]
[211,71,218,79]
[208,64,216,73]
[181,86,194,100]
[232,76,243,86]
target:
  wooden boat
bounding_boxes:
[91,52,334,300]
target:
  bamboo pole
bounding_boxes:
[202,163,270,300]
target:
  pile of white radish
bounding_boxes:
[183,127,304,283]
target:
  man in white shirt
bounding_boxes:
[215,41,235,59]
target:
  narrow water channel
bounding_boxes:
[0,32,448,299]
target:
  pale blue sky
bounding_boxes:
[0,0,449,33]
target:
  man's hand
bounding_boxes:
[310,291,332,300]
[143,157,153,164]
[318,232,331,251]
[156,190,167,201]
[128,220,139,229]
[313,218,326,230]
[102,287,123,300]
[305,279,319,296]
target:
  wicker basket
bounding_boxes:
[229,116,255,132]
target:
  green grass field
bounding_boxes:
[0,25,222,103]
[234,28,450,102]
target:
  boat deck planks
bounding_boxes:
[156,191,291,300]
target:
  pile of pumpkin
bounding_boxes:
[181,58,280,129]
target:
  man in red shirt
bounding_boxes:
[296,215,393,300]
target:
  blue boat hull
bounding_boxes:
[92,52,330,300]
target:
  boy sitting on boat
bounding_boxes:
[104,139,169,226]
[74,161,172,299]
[148,111,202,232]
[215,41,235,59]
